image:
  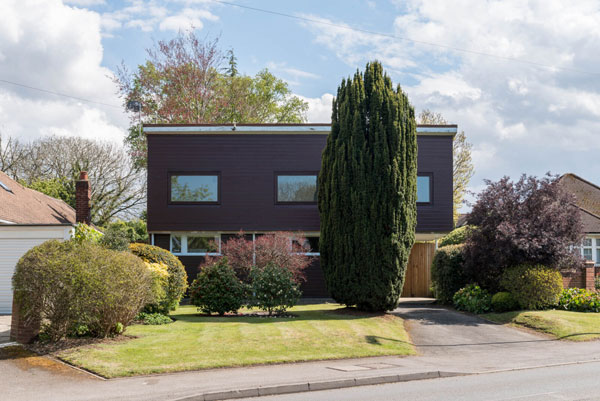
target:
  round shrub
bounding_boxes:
[190,258,246,316]
[431,244,469,304]
[501,264,563,310]
[453,284,491,314]
[13,240,154,341]
[438,226,474,247]
[491,292,519,312]
[250,263,302,315]
[129,243,188,312]
[557,288,600,312]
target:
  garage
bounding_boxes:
[0,225,73,314]
[0,171,78,314]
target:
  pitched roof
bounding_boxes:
[558,173,600,234]
[0,171,76,225]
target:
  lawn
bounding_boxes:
[483,310,600,341]
[58,304,414,378]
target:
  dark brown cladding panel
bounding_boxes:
[147,134,453,233]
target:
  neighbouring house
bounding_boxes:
[558,173,600,289]
[145,123,456,297]
[0,171,91,314]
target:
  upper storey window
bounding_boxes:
[170,174,219,203]
[417,175,432,204]
[277,174,318,203]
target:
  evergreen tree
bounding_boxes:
[318,61,417,311]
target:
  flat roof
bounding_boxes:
[144,123,457,136]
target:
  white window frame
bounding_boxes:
[170,233,221,256]
[581,236,600,266]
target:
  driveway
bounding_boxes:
[393,299,600,371]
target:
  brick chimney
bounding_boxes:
[75,171,91,224]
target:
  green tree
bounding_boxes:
[418,109,474,223]
[318,61,418,312]
[116,31,308,167]
[21,176,75,208]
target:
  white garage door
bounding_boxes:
[0,226,72,314]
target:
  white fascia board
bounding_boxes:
[145,125,457,136]
[145,125,330,134]
[0,219,16,224]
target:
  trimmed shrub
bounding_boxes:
[142,261,170,313]
[135,312,173,325]
[453,284,491,314]
[129,243,187,312]
[491,292,519,312]
[431,244,469,304]
[438,226,474,247]
[501,264,563,310]
[557,288,600,312]
[189,258,246,316]
[12,240,153,341]
[250,263,302,316]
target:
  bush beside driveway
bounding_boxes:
[57,304,414,378]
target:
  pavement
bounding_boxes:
[3,299,600,401]
[0,315,11,344]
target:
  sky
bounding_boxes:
[1,0,600,211]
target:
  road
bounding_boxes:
[244,361,600,401]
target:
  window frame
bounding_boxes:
[580,236,600,266]
[170,233,221,256]
[168,172,221,205]
[290,235,320,256]
[417,173,433,205]
[274,171,319,205]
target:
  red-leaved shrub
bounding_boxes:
[205,231,311,283]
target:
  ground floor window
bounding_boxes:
[170,234,220,255]
[168,232,319,256]
[580,237,600,266]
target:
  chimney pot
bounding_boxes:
[79,171,88,180]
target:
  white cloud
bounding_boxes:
[0,0,127,142]
[266,62,320,86]
[297,93,334,123]
[64,0,106,6]
[159,8,218,32]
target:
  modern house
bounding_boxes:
[145,124,456,297]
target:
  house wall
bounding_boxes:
[146,133,454,234]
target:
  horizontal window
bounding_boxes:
[417,175,432,204]
[277,175,317,203]
[170,234,220,255]
[170,174,219,203]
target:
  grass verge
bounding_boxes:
[58,303,414,378]
[483,309,600,341]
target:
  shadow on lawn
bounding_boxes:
[172,307,391,324]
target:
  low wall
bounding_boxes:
[561,261,598,291]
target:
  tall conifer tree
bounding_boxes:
[318,61,417,311]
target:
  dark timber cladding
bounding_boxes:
[146,127,454,233]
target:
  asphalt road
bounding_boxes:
[244,361,600,401]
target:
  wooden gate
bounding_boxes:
[401,242,435,297]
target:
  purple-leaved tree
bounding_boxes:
[464,174,584,291]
